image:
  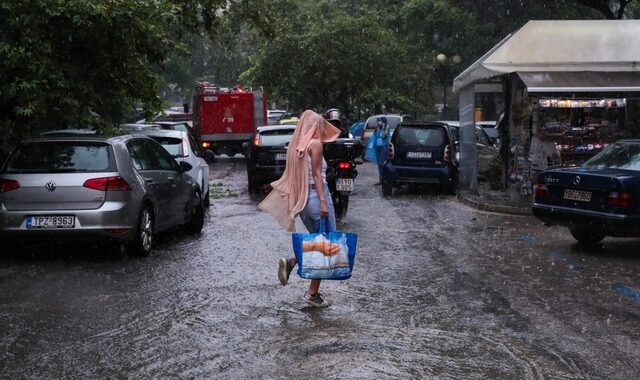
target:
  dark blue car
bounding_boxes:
[381,122,458,195]
[532,140,640,245]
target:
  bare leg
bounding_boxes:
[308,279,321,295]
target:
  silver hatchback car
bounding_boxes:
[0,135,204,256]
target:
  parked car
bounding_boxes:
[477,120,499,144]
[136,129,213,207]
[246,124,296,193]
[532,140,640,245]
[381,122,458,195]
[437,120,498,174]
[0,135,204,256]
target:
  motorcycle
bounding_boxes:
[324,138,363,219]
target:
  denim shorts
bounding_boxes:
[300,183,336,233]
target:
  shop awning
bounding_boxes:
[453,20,640,92]
[518,72,640,92]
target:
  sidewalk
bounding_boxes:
[457,182,533,215]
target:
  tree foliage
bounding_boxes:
[0,0,270,150]
[0,0,636,151]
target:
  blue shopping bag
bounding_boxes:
[292,218,357,280]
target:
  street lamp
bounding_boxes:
[435,53,462,118]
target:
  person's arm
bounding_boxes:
[308,140,329,217]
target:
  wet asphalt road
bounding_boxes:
[1,157,639,379]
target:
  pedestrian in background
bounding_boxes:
[258,110,341,308]
[365,115,391,185]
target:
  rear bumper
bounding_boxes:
[0,201,139,242]
[382,162,456,187]
[532,203,640,235]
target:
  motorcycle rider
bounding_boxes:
[324,108,351,138]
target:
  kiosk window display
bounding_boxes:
[534,98,628,167]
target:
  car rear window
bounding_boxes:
[260,129,295,146]
[149,136,184,157]
[583,142,640,171]
[3,141,115,173]
[395,127,447,147]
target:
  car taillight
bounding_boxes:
[253,134,260,146]
[444,145,452,162]
[534,184,549,199]
[608,191,633,207]
[83,176,131,191]
[0,179,20,193]
[202,141,211,149]
[387,143,394,159]
[338,161,351,170]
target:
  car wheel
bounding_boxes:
[382,180,393,196]
[569,227,605,245]
[186,192,204,233]
[130,206,153,257]
[445,176,458,195]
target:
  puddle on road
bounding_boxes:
[209,182,239,199]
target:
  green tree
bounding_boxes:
[0,0,270,151]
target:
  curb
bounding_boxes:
[457,192,532,216]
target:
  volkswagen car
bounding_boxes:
[0,135,204,256]
[532,140,640,245]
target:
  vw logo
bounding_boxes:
[45,181,57,192]
[573,176,581,186]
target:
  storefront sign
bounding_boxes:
[538,98,626,109]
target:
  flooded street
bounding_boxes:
[1,158,639,379]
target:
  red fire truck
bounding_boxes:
[193,82,267,157]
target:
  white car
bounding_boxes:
[138,129,213,207]
[436,120,497,174]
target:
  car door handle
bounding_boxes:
[145,179,154,184]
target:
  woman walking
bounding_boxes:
[258,110,341,308]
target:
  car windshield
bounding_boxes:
[396,127,446,147]
[150,136,184,157]
[260,129,295,146]
[582,142,640,171]
[3,141,114,173]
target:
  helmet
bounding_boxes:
[323,108,341,121]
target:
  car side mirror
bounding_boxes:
[204,150,214,161]
[179,161,193,172]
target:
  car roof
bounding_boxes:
[257,124,297,133]
[365,114,403,121]
[39,128,97,137]
[135,129,187,139]
[23,134,143,145]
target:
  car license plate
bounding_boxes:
[275,153,287,161]
[336,178,354,192]
[27,215,75,229]
[406,151,431,159]
[563,189,592,202]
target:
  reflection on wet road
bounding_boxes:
[1,157,639,378]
